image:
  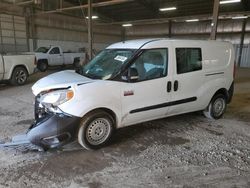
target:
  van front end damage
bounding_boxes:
[28,94,81,150]
[0,94,81,151]
[28,114,80,150]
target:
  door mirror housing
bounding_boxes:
[128,67,139,82]
[121,67,139,82]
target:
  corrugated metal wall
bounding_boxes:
[235,44,250,68]
[32,13,122,52]
[125,19,250,44]
[0,14,28,54]
[125,19,250,67]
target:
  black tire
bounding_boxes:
[203,94,227,120]
[73,58,80,68]
[10,67,28,86]
[37,60,48,72]
[78,110,115,150]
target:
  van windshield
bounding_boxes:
[82,49,135,80]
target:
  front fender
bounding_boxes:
[59,81,123,128]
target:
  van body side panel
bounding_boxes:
[168,41,206,115]
[165,41,234,116]
[200,42,234,108]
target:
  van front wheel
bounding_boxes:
[203,94,227,120]
[78,110,114,150]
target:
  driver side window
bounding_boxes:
[50,47,60,54]
[130,49,168,81]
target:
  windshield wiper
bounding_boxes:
[81,71,100,79]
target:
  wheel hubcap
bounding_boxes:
[213,98,225,117]
[15,70,26,84]
[86,118,111,145]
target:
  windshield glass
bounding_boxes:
[82,49,135,80]
[35,47,50,53]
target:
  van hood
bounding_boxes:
[32,70,93,95]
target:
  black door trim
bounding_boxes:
[130,97,197,114]
[205,72,224,76]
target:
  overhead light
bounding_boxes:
[220,0,241,4]
[122,23,133,27]
[186,19,199,22]
[86,16,99,19]
[232,16,248,19]
[159,7,177,12]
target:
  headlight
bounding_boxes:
[40,89,74,107]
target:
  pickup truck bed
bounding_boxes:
[0,54,36,85]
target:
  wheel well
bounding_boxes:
[38,59,48,64]
[74,57,80,63]
[85,108,117,128]
[213,88,229,102]
[12,65,28,75]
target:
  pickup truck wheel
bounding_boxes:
[203,94,227,120]
[78,110,114,150]
[10,67,28,86]
[38,61,48,72]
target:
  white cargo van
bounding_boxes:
[27,39,234,150]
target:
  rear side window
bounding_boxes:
[176,48,202,74]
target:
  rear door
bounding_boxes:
[121,47,173,126]
[48,47,63,65]
[168,43,205,115]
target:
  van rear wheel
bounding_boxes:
[78,110,114,150]
[203,94,227,120]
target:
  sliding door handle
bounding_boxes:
[174,80,178,91]
[167,81,172,92]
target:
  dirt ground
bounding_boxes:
[0,68,250,188]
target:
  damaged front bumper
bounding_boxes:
[27,113,80,150]
[0,95,81,151]
[0,113,80,151]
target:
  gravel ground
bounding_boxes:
[0,68,250,188]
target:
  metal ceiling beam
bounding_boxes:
[94,11,250,26]
[137,0,158,16]
[14,0,33,6]
[39,0,134,14]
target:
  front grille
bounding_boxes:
[34,95,46,120]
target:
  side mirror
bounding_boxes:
[128,67,139,82]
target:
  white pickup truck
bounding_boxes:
[35,46,85,72]
[0,54,36,85]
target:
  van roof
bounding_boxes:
[106,38,232,49]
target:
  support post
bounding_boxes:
[168,20,172,38]
[121,27,125,42]
[0,15,4,53]
[24,7,30,51]
[88,0,93,59]
[238,18,247,67]
[30,7,37,51]
[210,0,219,40]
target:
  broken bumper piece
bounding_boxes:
[27,113,81,150]
[0,134,44,152]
